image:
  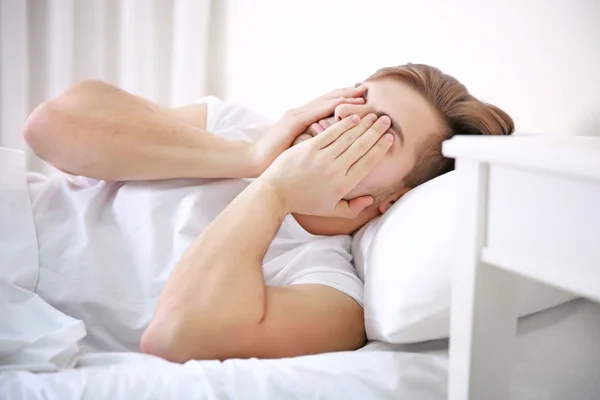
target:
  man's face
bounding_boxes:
[294,78,444,214]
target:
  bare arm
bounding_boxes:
[22,80,256,180]
[140,179,365,361]
[140,112,392,362]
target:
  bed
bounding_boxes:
[2,144,600,400]
[2,298,599,400]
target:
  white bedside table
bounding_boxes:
[441,135,600,400]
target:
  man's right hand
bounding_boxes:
[248,86,367,177]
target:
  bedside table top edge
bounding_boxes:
[441,135,600,180]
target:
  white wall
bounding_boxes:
[220,0,600,136]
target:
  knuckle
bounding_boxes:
[356,140,370,153]
[368,123,387,137]
[352,124,371,139]
[360,157,376,171]
[341,133,356,147]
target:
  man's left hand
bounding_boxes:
[248,85,367,176]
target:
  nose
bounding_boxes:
[334,103,372,122]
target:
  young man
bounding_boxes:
[17,63,513,363]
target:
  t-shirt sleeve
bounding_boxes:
[286,246,364,307]
[197,95,274,142]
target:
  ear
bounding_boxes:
[377,187,411,214]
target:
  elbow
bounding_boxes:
[140,318,179,362]
[140,318,190,363]
[23,100,59,159]
[23,97,76,167]
[141,311,245,363]
[23,80,109,157]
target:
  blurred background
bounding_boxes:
[1,0,599,173]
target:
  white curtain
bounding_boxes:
[0,0,214,173]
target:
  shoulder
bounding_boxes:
[272,230,364,307]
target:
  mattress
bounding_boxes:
[1,299,599,400]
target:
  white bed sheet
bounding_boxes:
[1,298,599,400]
[1,349,446,400]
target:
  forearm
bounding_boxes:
[142,179,287,360]
[23,80,258,180]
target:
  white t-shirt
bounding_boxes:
[20,96,363,353]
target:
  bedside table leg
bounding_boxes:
[449,160,520,400]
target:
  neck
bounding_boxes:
[292,207,381,236]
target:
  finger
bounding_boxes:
[295,97,350,128]
[324,113,378,157]
[298,95,362,116]
[305,123,325,137]
[318,119,330,130]
[346,133,394,184]
[325,85,367,100]
[312,114,361,148]
[338,115,391,167]
[331,196,373,219]
[292,133,313,146]
[344,97,365,104]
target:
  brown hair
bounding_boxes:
[366,63,514,189]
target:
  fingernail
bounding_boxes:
[385,133,394,142]
[368,113,377,122]
[311,123,324,134]
[351,114,360,123]
[380,115,391,126]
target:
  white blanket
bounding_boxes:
[0,349,447,400]
[0,149,85,372]
[0,281,86,372]
[2,300,600,400]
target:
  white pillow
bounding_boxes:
[352,171,577,344]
